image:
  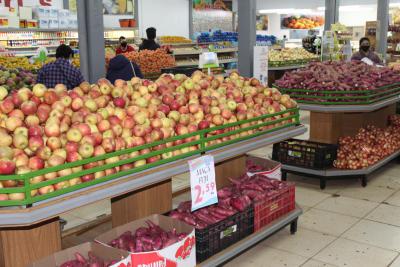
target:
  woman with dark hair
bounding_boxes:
[116,36,135,55]
[106,54,143,84]
[351,37,382,65]
[139,27,161,51]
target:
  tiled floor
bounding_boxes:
[61,111,400,266]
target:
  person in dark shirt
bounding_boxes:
[139,27,161,51]
[116,36,135,55]
[106,54,143,84]
[37,44,84,90]
[351,37,382,65]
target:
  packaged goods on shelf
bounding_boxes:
[334,125,400,170]
[275,61,400,104]
[268,48,319,67]
[196,30,276,45]
[96,215,196,267]
[0,71,300,206]
[30,242,131,267]
[160,36,192,44]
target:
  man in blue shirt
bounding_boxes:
[37,44,84,90]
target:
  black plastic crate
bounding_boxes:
[196,206,254,263]
[161,67,199,76]
[272,139,337,169]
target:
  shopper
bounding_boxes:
[37,44,84,90]
[139,27,161,51]
[351,37,382,65]
[116,36,135,55]
[106,54,143,84]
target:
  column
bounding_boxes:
[376,0,389,61]
[325,0,339,31]
[77,0,106,83]
[238,0,256,77]
[189,0,194,39]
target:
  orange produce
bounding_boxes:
[106,49,176,75]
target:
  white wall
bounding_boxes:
[339,5,377,27]
[138,0,190,38]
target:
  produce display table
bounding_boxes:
[281,98,399,189]
[199,206,302,267]
[282,150,400,189]
[0,125,307,267]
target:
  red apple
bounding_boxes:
[102,138,116,153]
[43,91,58,105]
[28,156,44,170]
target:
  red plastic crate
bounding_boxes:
[254,182,295,232]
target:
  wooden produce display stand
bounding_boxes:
[281,97,400,189]
[0,125,306,267]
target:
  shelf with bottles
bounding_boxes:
[0,28,137,41]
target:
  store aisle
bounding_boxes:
[225,164,400,267]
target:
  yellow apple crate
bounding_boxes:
[0,107,300,207]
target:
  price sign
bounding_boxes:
[189,155,218,211]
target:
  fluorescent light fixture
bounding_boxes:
[317,7,326,11]
[390,3,400,7]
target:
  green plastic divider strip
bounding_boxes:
[274,82,400,95]
[284,87,400,100]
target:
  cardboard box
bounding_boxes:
[7,16,19,28]
[33,7,50,19]
[49,8,58,18]
[246,155,282,180]
[27,19,38,28]
[38,19,48,29]
[59,18,68,29]
[58,9,70,18]
[29,242,131,267]
[48,19,59,29]
[0,17,9,28]
[96,215,196,267]
[19,7,33,20]
[0,7,10,17]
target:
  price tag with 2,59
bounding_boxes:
[189,155,218,211]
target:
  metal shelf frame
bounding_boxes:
[298,95,400,113]
[282,150,400,189]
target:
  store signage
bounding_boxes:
[253,46,269,85]
[189,155,218,211]
[0,0,53,7]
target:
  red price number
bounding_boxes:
[194,182,216,204]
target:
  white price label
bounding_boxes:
[189,155,218,211]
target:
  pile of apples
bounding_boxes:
[0,71,297,202]
[334,125,400,170]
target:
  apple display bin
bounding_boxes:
[0,108,300,207]
[275,82,400,105]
